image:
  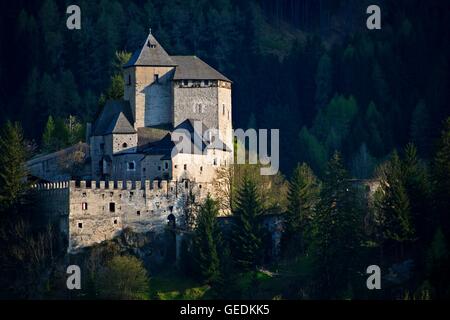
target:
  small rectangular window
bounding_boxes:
[113,219,118,224]
[82,202,88,210]
[137,211,141,216]
[184,164,187,170]
[164,162,169,170]
[78,222,83,229]
[109,202,115,213]
[183,80,188,86]
[127,162,135,171]
[154,74,159,83]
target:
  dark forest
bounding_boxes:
[0,0,449,300]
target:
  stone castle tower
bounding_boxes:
[122,32,233,150]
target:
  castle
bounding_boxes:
[28,32,234,253]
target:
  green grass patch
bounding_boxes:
[149,271,210,300]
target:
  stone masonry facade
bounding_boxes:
[31,179,209,253]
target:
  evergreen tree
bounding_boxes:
[350,143,376,179]
[232,174,264,270]
[42,115,56,153]
[433,118,450,234]
[298,126,327,175]
[192,196,221,283]
[309,151,362,298]
[375,151,414,257]
[315,53,332,110]
[402,143,431,242]
[365,101,384,157]
[0,122,29,212]
[283,163,320,255]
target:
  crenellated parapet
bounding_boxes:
[31,181,70,190]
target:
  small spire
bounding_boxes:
[149,27,152,35]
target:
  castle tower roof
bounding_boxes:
[171,56,231,82]
[124,32,176,68]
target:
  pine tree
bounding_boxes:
[351,143,376,179]
[402,143,431,242]
[298,127,327,175]
[365,101,384,156]
[42,115,56,153]
[283,163,320,255]
[309,151,362,298]
[375,151,414,257]
[433,118,450,235]
[0,122,29,212]
[192,196,221,283]
[232,175,264,270]
[315,53,332,110]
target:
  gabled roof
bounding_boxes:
[124,33,176,68]
[139,119,231,158]
[171,56,231,82]
[108,112,136,134]
[92,100,135,136]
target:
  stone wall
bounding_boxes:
[111,153,144,181]
[217,84,233,150]
[108,133,138,155]
[124,66,175,129]
[31,179,210,253]
[173,81,219,130]
[27,143,90,182]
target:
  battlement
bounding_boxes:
[31,181,70,190]
[31,179,197,192]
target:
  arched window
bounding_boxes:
[122,142,128,148]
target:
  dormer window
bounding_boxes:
[148,41,156,48]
